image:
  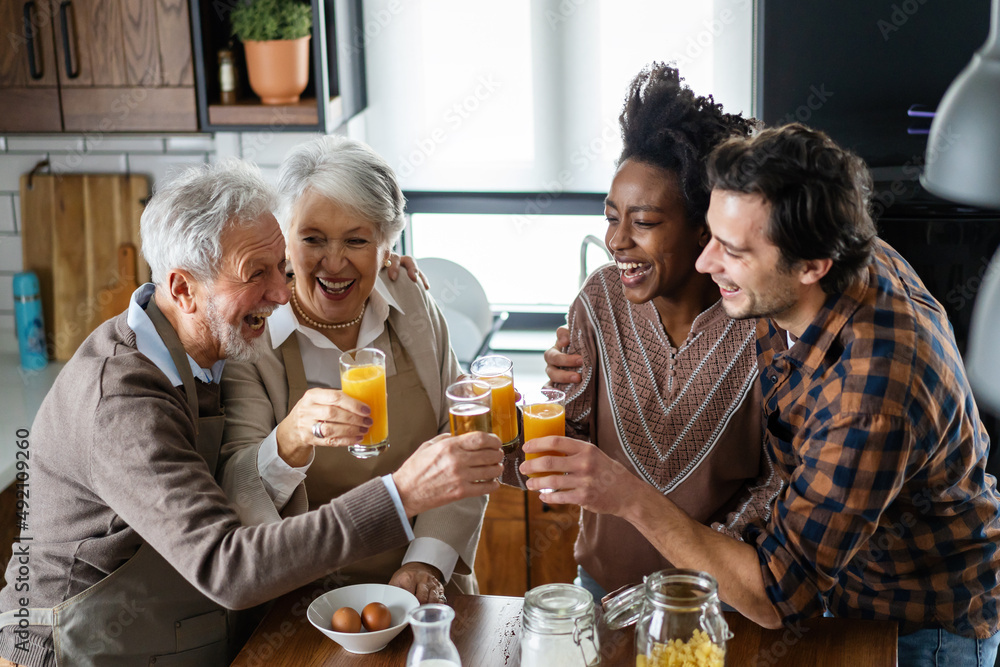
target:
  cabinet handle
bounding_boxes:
[58,0,79,79]
[23,2,43,80]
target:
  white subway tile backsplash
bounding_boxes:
[166,135,215,153]
[0,275,12,311]
[6,136,85,153]
[0,235,23,273]
[0,197,14,234]
[257,165,281,187]
[128,153,208,189]
[0,314,12,330]
[84,136,166,153]
[240,131,321,166]
[0,138,6,151]
[212,133,242,161]
[0,154,47,192]
[49,153,128,174]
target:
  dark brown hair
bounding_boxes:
[707,123,877,293]
[619,63,757,226]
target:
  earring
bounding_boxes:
[384,258,392,268]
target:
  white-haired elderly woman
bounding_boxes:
[220,136,483,603]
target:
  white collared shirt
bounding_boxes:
[261,276,460,581]
[127,283,225,385]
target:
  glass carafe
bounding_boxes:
[406,604,462,667]
[635,569,730,667]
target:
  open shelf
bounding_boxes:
[189,0,365,133]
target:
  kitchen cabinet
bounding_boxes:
[189,0,366,132]
[0,1,62,131]
[476,484,579,596]
[0,0,197,133]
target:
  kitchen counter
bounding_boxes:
[0,329,63,488]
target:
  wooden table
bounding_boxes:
[231,588,897,666]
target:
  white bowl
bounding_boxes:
[307,583,420,654]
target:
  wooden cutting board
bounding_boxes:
[20,173,150,361]
[98,244,140,324]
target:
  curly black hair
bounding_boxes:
[618,63,757,226]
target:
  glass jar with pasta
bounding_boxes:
[634,569,730,667]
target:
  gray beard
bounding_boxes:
[205,296,269,364]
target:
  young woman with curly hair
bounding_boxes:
[523,63,782,600]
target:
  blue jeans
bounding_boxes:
[897,627,1000,667]
[574,565,607,604]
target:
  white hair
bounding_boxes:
[277,135,405,248]
[140,159,277,285]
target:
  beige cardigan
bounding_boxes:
[220,273,487,589]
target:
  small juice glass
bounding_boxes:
[470,355,519,448]
[446,379,493,436]
[339,347,389,458]
[522,388,566,491]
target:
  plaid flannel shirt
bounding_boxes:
[750,239,1000,638]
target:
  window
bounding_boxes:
[361,0,753,309]
[409,211,609,311]
[361,0,753,192]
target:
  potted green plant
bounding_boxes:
[230,0,313,105]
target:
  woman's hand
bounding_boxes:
[275,388,373,467]
[519,436,638,516]
[385,253,429,290]
[544,325,583,384]
[392,432,504,517]
[389,562,447,604]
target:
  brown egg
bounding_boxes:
[361,602,392,631]
[331,606,362,633]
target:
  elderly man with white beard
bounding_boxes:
[0,159,503,667]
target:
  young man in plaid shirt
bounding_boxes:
[525,123,1000,665]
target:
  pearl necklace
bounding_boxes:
[290,284,365,330]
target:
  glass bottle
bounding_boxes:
[520,583,600,667]
[634,569,731,667]
[406,604,461,667]
[218,47,236,104]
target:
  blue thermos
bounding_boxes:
[13,271,48,371]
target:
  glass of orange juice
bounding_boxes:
[522,388,566,491]
[339,347,389,458]
[446,379,493,436]
[470,355,519,449]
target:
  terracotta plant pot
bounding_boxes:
[243,36,311,105]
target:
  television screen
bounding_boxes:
[757,0,992,168]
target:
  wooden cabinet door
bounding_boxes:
[0,0,63,131]
[526,493,579,587]
[52,0,197,131]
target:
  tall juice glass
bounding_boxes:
[522,388,566,492]
[339,347,389,458]
[470,355,519,448]
[446,379,493,436]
